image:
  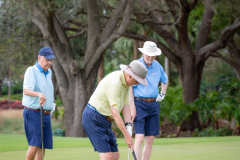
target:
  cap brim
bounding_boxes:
[138,48,161,56]
[44,55,56,60]
[120,65,148,86]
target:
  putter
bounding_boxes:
[128,148,130,160]
[132,149,137,160]
[40,105,44,160]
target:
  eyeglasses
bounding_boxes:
[144,55,156,59]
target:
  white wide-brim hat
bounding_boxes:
[138,41,162,56]
[120,60,148,86]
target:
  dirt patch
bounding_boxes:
[0,109,24,119]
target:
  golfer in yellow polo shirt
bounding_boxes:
[82,60,148,160]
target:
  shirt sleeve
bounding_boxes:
[105,84,121,112]
[23,67,36,91]
[159,65,168,84]
[123,87,130,105]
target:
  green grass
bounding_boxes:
[0,134,240,160]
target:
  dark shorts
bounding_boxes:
[133,100,160,136]
[82,104,118,153]
[23,108,53,149]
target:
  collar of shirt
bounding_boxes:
[35,61,49,76]
[139,56,154,69]
[120,70,128,87]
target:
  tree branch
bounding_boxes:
[122,31,182,65]
[195,5,214,51]
[190,0,198,11]
[199,18,240,55]
[134,8,172,15]
[99,0,128,43]
[85,0,135,77]
[68,29,87,39]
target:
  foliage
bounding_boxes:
[0,99,24,109]
[193,76,240,126]
[193,126,232,137]
[160,85,195,126]
[53,100,64,119]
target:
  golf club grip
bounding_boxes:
[41,107,43,143]
[132,149,137,160]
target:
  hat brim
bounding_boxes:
[120,65,148,86]
[44,55,56,60]
[138,48,161,56]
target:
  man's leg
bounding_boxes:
[35,147,45,160]
[26,146,38,160]
[99,152,120,160]
[134,134,145,160]
[142,136,154,160]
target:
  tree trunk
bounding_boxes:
[179,57,203,131]
[97,53,105,84]
[133,40,139,60]
[62,72,98,137]
[8,68,12,103]
[235,69,240,80]
[165,57,171,84]
[0,79,2,97]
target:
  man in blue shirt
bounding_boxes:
[130,41,168,160]
[22,47,55,160]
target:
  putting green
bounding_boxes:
[0,134,240,160]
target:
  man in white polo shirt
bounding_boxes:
[82,60,148,160]
[22,47,55,160]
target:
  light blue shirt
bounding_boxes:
[133,56,168,98]
[22,62,54,110]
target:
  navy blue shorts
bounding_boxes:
[23,108,53,149]
[133,100,160,136]
[82,104,118,153]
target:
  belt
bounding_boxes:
[87,104,114,122]
[24,107,51,114]
[134,97,156,102]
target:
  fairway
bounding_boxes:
[0,134,240,160]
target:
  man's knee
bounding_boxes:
[112,152,120,160]
[145,136,154,144]
[135,134,145,144]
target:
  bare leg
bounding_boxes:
[134,134,144,160]
[35,147,45,160]
[99,152,120,160]
[142,136,154,160]
[26,146,38,160]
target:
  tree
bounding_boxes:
[122,0,240,130]
[1,0,135,137]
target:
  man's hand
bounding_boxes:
[38,93,46,106]
[156,92,165,102]
[125,133,134,152]
[131,107,137,122]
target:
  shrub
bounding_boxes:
[0,100,24,109]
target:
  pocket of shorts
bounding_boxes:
[89,112,99,125]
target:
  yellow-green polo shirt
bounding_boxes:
[88,70,129,118]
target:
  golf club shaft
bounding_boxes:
[128,148,130,160]
[132,149,137,160]
[41,106,44,160]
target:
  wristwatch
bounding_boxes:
[125,122,132,126]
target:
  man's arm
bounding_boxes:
[160,82,168,94]
[129,86,137,122]
[24,89,46,106]
[111,106,133,151]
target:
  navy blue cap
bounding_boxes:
[38,47,56,60]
